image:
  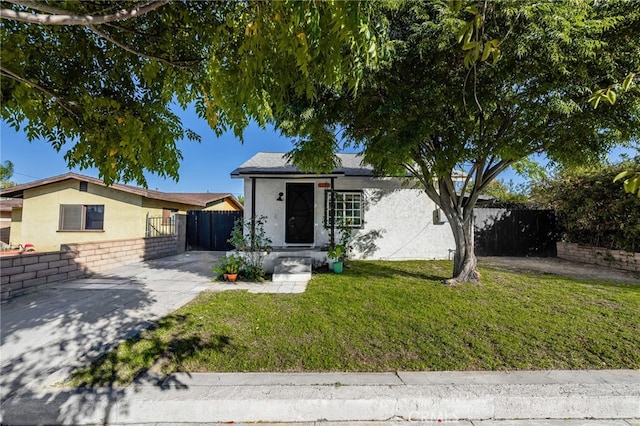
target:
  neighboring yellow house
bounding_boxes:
[0,173,243,252]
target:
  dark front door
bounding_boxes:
[285,183,314,244]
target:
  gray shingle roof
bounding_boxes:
[230,152,374,177]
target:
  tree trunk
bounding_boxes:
[447,212,480,285]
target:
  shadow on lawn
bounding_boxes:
[345,261,451,283]
[70,313,240,388]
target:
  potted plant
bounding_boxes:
[225,255,243,282]
[327,244,346,274]
[214,254,243,282]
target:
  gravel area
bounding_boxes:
[478,256,640,284]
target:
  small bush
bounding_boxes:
[228,215,272,281]
[213,254,243,279]
[533,162,640,252]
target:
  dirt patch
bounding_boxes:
[478,256,640,285]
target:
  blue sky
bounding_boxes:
[0,108,298,198]
[1,106,634,198]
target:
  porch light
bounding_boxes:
[277,192,284,201]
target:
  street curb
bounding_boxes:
[1,371,639,425]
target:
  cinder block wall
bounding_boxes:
[1,235,179,301]
[557,242,640,272]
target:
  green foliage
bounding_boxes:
[0,160,16,189]
[589,72,638,108]
[213,254,243,278]
[0,160,13,181]
[328,220,354,262]
[480,180,530,206]
[228,216,272,281]
[327,244,346,262]
[614,170,640,197]
[1,1,391,186]
[533,163,640,252]
[451,1,501,69]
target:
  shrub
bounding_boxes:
[228,215,272,281]
[532,162,640,252]
[328,220,353,263]
[327,244,346,262]
[213,254,243,279]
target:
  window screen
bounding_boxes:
[59,205,104,231]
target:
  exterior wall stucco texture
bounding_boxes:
[245,177,455,260]
[12,180,225,252]
[18,180,144,251]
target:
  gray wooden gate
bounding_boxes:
[473,208,560,257]
[186,210,242,251]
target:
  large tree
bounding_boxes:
[1,0,389,185]
[277,1,640,283]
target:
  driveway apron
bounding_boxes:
[0,251,223,402]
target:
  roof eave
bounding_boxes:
[231,172,347,179]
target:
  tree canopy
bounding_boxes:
[0,160,16,189]
[532,162,640,253]
[1,0,390,185]
[277,0,640,282]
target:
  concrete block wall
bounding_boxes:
[62,235,179,272]
[1,251,85,300]
[557,242,640,273]
[1,235,180,301]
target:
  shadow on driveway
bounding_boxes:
[1,251,224,424]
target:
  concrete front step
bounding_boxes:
[272,257,312,282]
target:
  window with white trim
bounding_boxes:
[325,191,363,228]
[59,205,104,231]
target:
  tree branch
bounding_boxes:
[6,0,74,16]
[476,160,512,194]
[0,65,78,118]
[86,25,201,68]
[1,0,170,25]
[438,176,457,213]
[407,148,443,209]
[459,162,477,200]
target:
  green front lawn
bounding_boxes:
[70,260,640,386]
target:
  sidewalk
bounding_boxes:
[1,253,639,424]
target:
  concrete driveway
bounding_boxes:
[479,256,640,284]
[1,251,223,402]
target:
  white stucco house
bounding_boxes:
[231,152,456,268]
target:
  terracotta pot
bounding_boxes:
[226,273,238,282]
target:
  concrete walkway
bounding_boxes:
[1,252,638,424]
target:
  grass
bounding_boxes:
[70,260,640,386]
